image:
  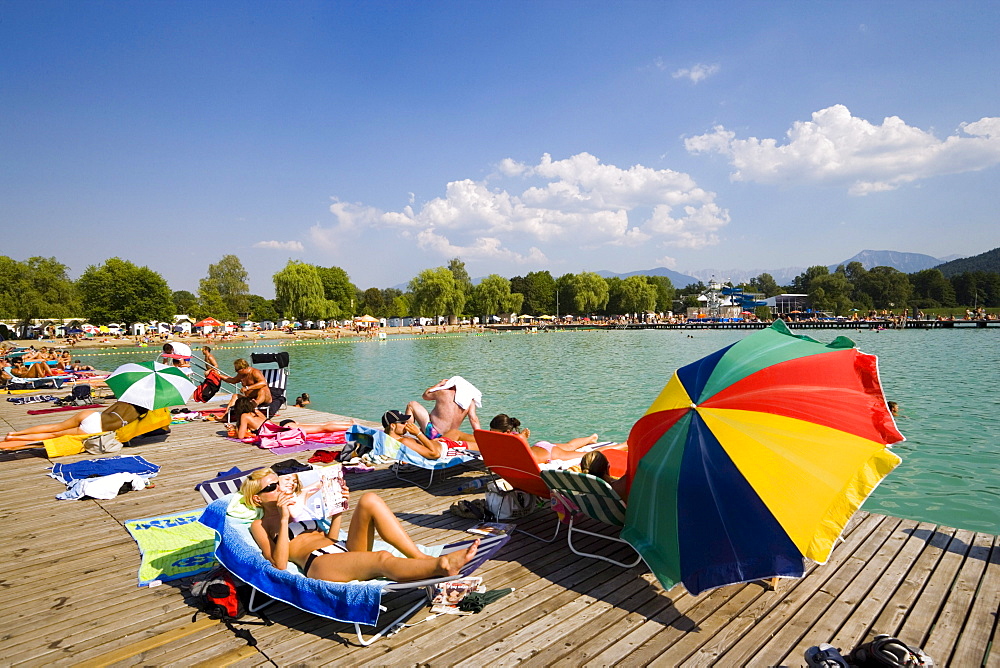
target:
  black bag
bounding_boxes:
[850,634,934,667]
[337,432,374,462]
[190,568,246,621]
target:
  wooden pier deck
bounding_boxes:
[1,397,997,667]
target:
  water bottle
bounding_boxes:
[457,477,489,492]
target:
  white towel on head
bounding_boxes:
[428,375,483,409]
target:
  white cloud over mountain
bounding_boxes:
[685,105,1000,195]
[310,152,730,263]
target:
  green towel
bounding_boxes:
[124,509,217,586]
[458,588,514,613]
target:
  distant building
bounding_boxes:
[764,294,810,314]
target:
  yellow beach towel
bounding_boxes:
[42,408,172,458]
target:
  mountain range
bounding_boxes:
[597,249,972,287]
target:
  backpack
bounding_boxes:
[192,371,221,403]
[55,385,92,407]
[484,478,539,521]
[850,635,934,668]
[337,432,375,462]
[190,568,246,621]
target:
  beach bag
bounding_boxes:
[190,568,246,621]
[484,478,538,521]
[850,634,934,667]
[192,370,221,403]
[83,431,123,454]
[256,422,306,449]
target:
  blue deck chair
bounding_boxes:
[348,424,483,489]
[539,469,642,568]
[198,495,509,646]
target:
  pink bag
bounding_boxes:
[256,422,307,449]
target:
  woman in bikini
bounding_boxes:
[1,402,146,445]
[229,396,354,439]
[488,413,599,463]
[242,468,478,582]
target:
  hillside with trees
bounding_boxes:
[934,247,1000,277]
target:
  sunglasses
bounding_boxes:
[259,481,279,494]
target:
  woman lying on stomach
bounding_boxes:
[241,468,478,582]
[229,396,353,440]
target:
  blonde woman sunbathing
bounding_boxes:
[241,468,479,582]
[488,413,599,463]
[1,401,146,446]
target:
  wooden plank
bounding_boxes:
[897,528,977,646]
[921,531,994,665]
[950,535,1000,667]
[783,521,951,661]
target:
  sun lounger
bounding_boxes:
[348,424,482,489]
[198,495,509,645]
[540,469,643,568]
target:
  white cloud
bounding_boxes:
[311,152,730,265]
[655,255,678,269]
[672,63,720,84]
[685,105,1000,195]
[254,240,304,252]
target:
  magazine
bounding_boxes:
[467,522,516,536]
[296,463,348,519]
[430,576,482,615]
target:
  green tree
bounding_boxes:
[195,285,229,321]
[273,260,332,320]
[511,271,556,315]
[809,273,854,315]
[951,271,1000,307]
[647,275,675,312]
[749,272,781,298]
[359,287,386,317]
[855,266,913,310]
[0,257,79,330]
[554,274,575,317]
[619,275,658,314]
[315,266,357,319]
[570,272,610,314]
[790,266,830,293]
[388,293,412,318]
[447,258,473,296]
[77,258,173,325]
[910,269,957,308]
[200,255,249,319]
[409,267,467,317]
[248,294,279,322]
[172,290,199,316]
[469,274,523,316]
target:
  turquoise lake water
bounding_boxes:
[77,327,1000,534]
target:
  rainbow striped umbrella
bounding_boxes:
[621,320,903,595]
[105,361,197,410]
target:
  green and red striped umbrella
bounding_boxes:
[105,361,197,410]
[622,320,904,595]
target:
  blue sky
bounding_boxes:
[3,1,998,297]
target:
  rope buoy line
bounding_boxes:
[67,330,537,356]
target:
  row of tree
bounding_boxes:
[1,254,998,328]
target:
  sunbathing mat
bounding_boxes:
[124,509,217,586]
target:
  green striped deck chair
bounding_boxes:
[540,469,642,568]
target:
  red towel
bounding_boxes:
[27,404,103,415]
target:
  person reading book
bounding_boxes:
[488,413,600,464]
[241,468,479,583]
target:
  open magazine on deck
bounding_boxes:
[296,464,348,518]
[467,522,516,536]
[430,576,483,614]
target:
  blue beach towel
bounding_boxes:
[49,455,160,485]
[199,496,436,626]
